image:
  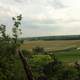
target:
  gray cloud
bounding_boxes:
[0,0,80,37]
[50,0,66,9]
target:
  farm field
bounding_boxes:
[21,40,80,63]
[21,40,80,50]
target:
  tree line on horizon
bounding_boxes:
[25,35,80,41]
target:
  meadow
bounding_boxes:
[21,40,80,50]
[21,40,80,63]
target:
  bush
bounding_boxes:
[32,46,45,54]
[29,55,52,78]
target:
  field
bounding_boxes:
[21,40,80,50]
[21,40,80,63]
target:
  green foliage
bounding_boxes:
[59,67,78,80]
[43,56,63,79]
[29,55,52,78]
[12,14,22,48]
[28,54,80,80]
[0,14,80,80]
[32,46,45,54]
[0,15,26,80]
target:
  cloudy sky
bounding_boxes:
[0,0,80,37]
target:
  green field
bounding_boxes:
[54,50,80,63]
[21,40,80,63]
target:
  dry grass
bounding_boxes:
[21,40,80,50]
[21,40,80,63]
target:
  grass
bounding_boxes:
[54,50,80,63]
[21,40,80,63]
[21,40,80,50]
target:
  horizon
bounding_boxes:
[22,34,80,38]
[0,0,80,37]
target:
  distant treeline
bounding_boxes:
[23,35,80,41]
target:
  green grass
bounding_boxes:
[54,50,80,63]
[21,40,80,63]
[28,50,80,65]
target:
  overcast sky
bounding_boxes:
[0,0,80,37]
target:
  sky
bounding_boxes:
[0,0,80,37]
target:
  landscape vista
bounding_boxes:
[1,0,80,80]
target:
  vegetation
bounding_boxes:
[0,15,80,80]
[21,40,80,50]
[25,35,80,41]
[0,15,27,80]
[32,46,45,54]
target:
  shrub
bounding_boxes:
[32,46,45,54]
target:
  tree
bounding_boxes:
[0,15,33,80]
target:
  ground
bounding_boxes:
[21,40,80,63]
